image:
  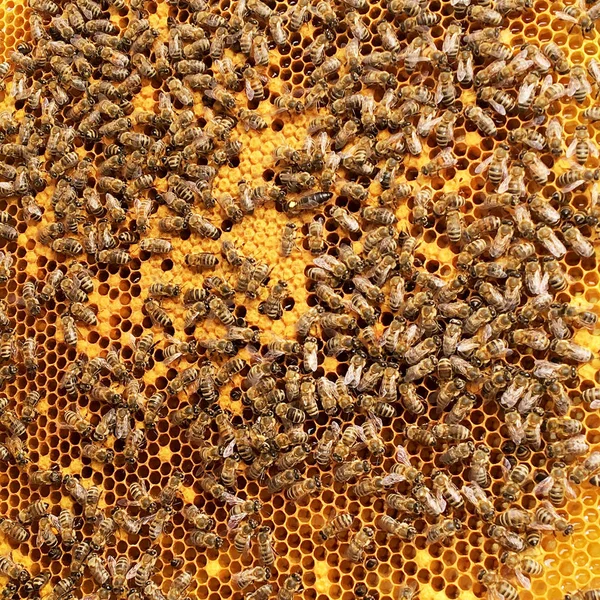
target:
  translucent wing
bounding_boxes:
[533,475,555,497]
[457,54,473,83]
[554,10,579,23]
[381,473,405,486]
[106,555,116,577]
[515,569,531,590]
[227,511,248,530]
[489,99,506,116]
[221,439,236,458]
[126,562,142,580]
[244,78,255,101]
[474,153,495,175]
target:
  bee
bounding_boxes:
[117,428,141,466]
[62,406,93,437]
[462,106,498,139]
[477,570,519,600]
[534,461,576,506]
[187,529,224,551]
[500,552,543,589]
[421,148,458,177]
[286,477,322,502]
[233,567,271,591]
[139,392,166,429]
[426,518,462,545]
[82,442,114,464]
[19,281,42,317]
[570,451,600,484]
[17,500,47,526]
[129,333,155,372]
[347,527,374,563]
[250,526,276,567]
[142,299,172,330]
[29,466,62,487]
[21,572,50,597]
[377,516,417,541]
[96,249,131,264]
[0,518,29,543]
[277,574,303,600]
[532,500,575,537]
[230,517,257,554]
[562,224,595,257]
[0,555,29,583]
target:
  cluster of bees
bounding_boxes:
[0,0,599,597]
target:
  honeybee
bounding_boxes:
[277,574,303,600]
[477,570,519,600]
[347,527,374,563]
[570,451,600,483]
[377,515,417,542]
[426,518,462,546]
[82,443,114,464]
[232,566,270,591]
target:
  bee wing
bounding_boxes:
[162,350,182,365]
[417,113,443,137]
[457,55,474,83]
[567,77,582,97]
[223,492,244,506]
[587,139,600,156]
[539,73,554,95]
[48,514,61,530]
[479,324,492,343]
[106,555,117,577]
[244,78,255,101]
[497,172,512,193]
[330,421,341,441]
[115,415,131,440]
[35,528,47,548]
[136,477,149,497]
[506,421,525,446]
[126,562,143,581]
[540,500,562,520]
[435,82,445,106]
[561,178,587,192]
[140,513,158,526]
[434,489,447,513]
[344,362,361,387]
[227,511,248,530]
[518,79,537,105]
[514,568,531,590]
[128,333,140,351]
[536,271,549,295]
[313,255,339,272]
[461,484,479,507]
[554,10,579,23]
[530,521,554,530]
[381,473,405,486]
[442,30,459,54]
[221,438,236,458]
[304,345,318,372]
[409,129,423,153]
[457,338,480,355]
[533,476,555,497]
[370,415,383,431]
[354,424,367,443]
[517,387,540,415]
[394,446,411,469]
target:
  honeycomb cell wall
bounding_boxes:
[0,1,598,600]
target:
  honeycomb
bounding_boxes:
[0,0,599,599]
